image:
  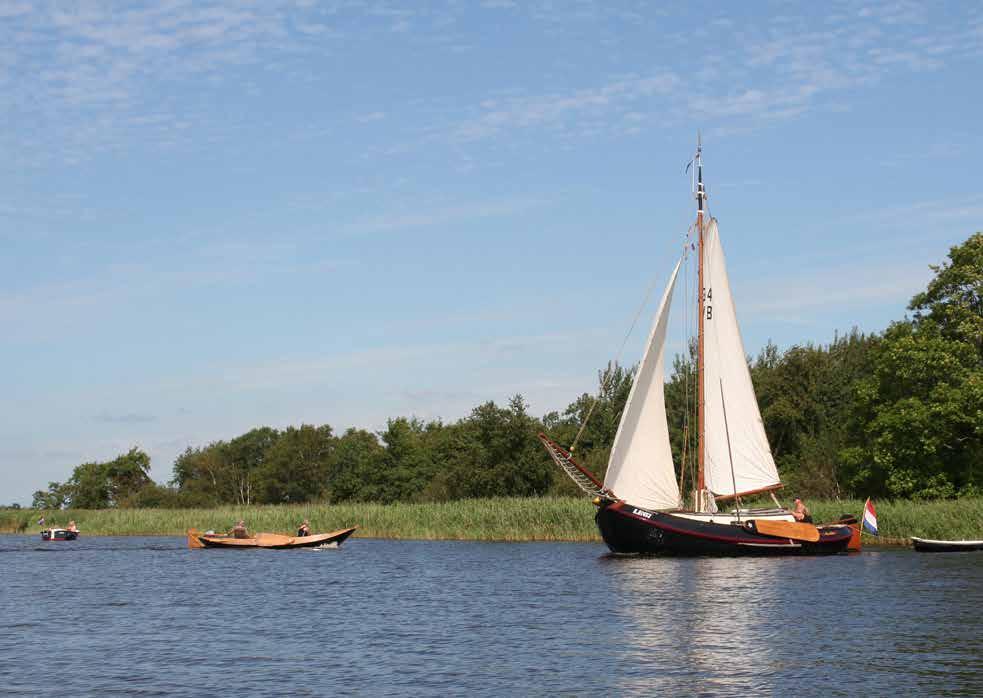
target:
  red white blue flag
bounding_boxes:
[862,498,878,535]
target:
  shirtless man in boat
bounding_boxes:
[297,519,311,537]
[230,520,249,538]
[791,498,813,523]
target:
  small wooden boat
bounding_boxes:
[41,528,78,541]
[187,527,357,550]
[910,537,983,553]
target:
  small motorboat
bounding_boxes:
[911,537,983,553]
[187,526,357,550]
[41,528,79,541]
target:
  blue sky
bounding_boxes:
[2,1,981,504]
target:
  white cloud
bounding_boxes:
[450,73,680,142]
[740,262,931,317]
[3,2,980,168]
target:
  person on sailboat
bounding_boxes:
[230,520,249,538]
[791,498,813,523]
[297,519,311,537]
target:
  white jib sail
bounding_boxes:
[702,219,781,497]
[604,259,682,511]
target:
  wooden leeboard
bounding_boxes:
[187,529,205,549]
[752,519,820,543]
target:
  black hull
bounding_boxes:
[911,537,983,553]
[40,530,78,541]
[596,502,852,556]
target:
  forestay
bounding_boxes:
[701,219,781,497]
[604,259,682,511]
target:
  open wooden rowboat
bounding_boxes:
[187,527,357,550]
[910,537,983,553]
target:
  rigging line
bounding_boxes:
[568,251,679,455]
[720,378,741,521]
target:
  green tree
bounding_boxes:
[327,428,385,502]
[104,447,153,504]
[118,482,212,508]
[441,395,553,500]
[32,482,70,509]
[33,447,154,508]
[752,330,877,498]
[372,417,436,503]
[226,427,281,505]
[170,428,281,505]
[842,233,983,498]
[255,425,334,503]
[65,461,112,508]
[909,232,983,353]
[171,444,228,505]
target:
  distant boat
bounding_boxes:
[187,527,357,550]
[41,528,78,541]
[910,537,983,553]
[540,139,856,555]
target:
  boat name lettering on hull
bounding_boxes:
[631,508,652,519]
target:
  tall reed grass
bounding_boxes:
[0,497,599,541]
[2,497,980,543]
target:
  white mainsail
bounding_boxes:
[604,259,682,510]
[701,219,781,497]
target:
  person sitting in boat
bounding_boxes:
[297,519,311,537]
[231,520,249,539]
[66,520,79,533]
[791,498,813,523]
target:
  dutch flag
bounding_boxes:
[862,498,878,536]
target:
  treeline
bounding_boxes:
[34,398,559,509]
[33,232,982,508]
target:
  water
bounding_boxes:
[1,536,981,696]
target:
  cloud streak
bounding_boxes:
[92,411,159,424]
[3,2,980,169]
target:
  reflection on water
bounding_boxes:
[608,556,778,693]
[0,537,980,696]
[598,550,982,696]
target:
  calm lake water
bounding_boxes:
[1,536,981,696]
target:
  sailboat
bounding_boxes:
[540,140,857,555]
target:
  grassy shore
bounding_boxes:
[2,497,981,543]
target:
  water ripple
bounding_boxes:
[0,536,980,696]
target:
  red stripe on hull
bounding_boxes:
[609,502,793,547]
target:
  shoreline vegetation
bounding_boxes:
[3,497,980,545]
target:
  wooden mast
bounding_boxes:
[695,135,706,509]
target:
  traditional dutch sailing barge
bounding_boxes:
[540,141,856,555]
